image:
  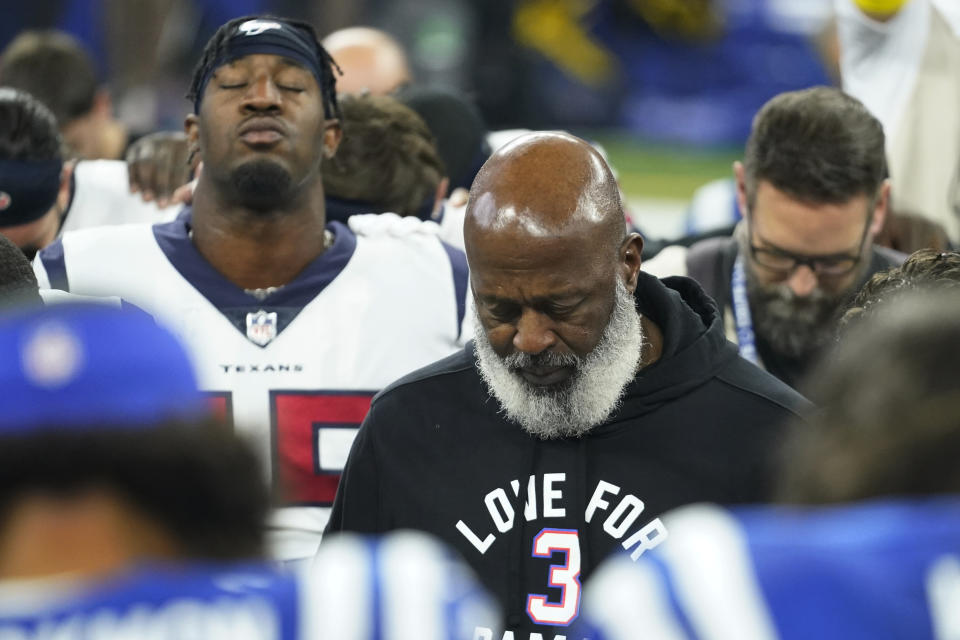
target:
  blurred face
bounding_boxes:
[61,113,98,160]
[186,53,341,209]
[469,227,645,438]
[737,177,887,358]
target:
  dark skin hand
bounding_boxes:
[465,132,661,387]
[185,53,341,291]
[126,131,193,207]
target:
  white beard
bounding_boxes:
[474,278,645,439]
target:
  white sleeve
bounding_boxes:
[580,557,692,640]
[61,160,181,235]
[835,0,932,137]
[438,200,466,251]
[38,289,124,308]
[32,254,51,289]
[305,532,501,640]
[581,505,779,640]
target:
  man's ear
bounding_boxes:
[870,179,891,236]
[619,233,644,294]
[184,114,201,162]
[185,114,200,143]
[733,161,749,219]
[322,119,342,159]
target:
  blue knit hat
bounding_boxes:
[0,304,204,432]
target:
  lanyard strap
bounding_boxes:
[731,254,761,365]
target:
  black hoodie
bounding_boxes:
[327,272,810,640]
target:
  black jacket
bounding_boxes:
[327,272,810,639]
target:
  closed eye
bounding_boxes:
[485,303,520,322]
[541,299,584,319]
[277,85,305,92]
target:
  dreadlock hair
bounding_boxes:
[186,15,341,120]
[838,248,960,337]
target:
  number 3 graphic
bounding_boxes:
[526,528,581,626]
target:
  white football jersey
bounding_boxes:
[34,210,470,561]
[61,160,180,234]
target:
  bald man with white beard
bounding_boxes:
[327,132,809,640]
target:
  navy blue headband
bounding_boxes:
[0,158,62,227]
[194,18,325,114]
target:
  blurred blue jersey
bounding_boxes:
[576,499,960,640]
[0,564,302,639]
[0,531,499,640]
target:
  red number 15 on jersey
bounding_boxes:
[271,390,375,507]
[206,390,375,507]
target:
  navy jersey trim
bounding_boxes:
[152,207,357,310]
[39,238,69,292]
[441,240,468,339]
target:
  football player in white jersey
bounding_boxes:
[33,14,470,563]
[0,89,176,262]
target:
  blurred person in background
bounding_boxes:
[0,30,128,161]
[0,304,268,586]
[322,26,412,96]
[0,304,497,639]
[323,93,447,223]
[33,15,469,564]
[0,89,69,260]
[0,28,193,209]
[837,0,960,246]
[396,86,489,196]
[644,87,903,388]
[0,89,176,262]
[574,284,960,639]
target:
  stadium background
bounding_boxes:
[0,0,836,238]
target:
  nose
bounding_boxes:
[243,76,281,112]
[512,309,557,354]
[786,264,818,298]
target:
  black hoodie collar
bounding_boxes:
[599,272,738,427]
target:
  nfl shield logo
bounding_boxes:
[246,310,278,347]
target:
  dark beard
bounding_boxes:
[230,160,293,211]
[747,278,849,360]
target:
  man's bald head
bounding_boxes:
[322,27,411,96]
[466,133,646,439]
[465,132,624,252]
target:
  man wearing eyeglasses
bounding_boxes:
[645,87,905,387]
